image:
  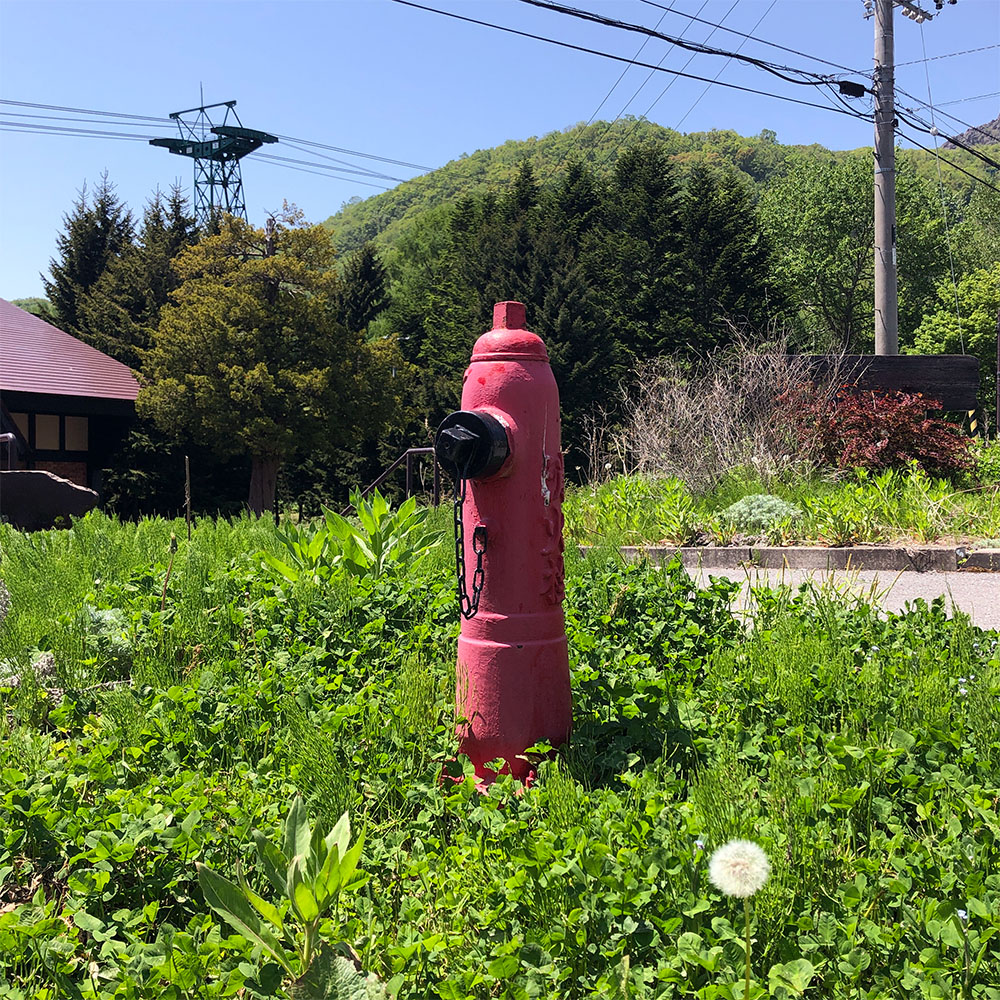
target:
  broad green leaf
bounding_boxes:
[261,553,300,583]
[307,821,328,883]
[287,944,387,999]
[286,856,306,920]
[768,958,816,994]
[196,864,294,975]
[488,956,519,979]
[237,864,285,932]
[283,796,311,866]
[327,812,351,861]
[293,880,320,923]
[338,832,365,890]
[253,831,289,896]
[72,910,105,934]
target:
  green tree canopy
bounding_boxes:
[139,213,406,514]
[912,263,1000,416]
[759,152,945,351]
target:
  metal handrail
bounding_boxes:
[342,447,440,515]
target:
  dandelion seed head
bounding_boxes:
[708,839,770,898]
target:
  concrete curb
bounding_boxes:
[601,545,1000,573]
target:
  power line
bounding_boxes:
[0,98,171,123]
[895,86,1000,145]
[390,0,873,121]
[591,0,720,167]
[638,0,870,77]
[896,42,1000,66]
[0,118,403,188]
[516,0,863,89]
[280,138,414,178]
[254,158,392,190]
[895,106,1000,173]
[896,126,1000,194]
[674,0,779,130]
[257,152,407,183]
[938,91,1000,107]
[615,0,728,137]
[271,134,432,172]
[579,1,676,129]
[0,98,433,173]
[0,120,159,141]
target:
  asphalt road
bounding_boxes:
[688,567,1000,631]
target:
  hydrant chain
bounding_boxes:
[452,465,487,619]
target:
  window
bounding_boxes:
[65,416,88,451]
[10,413,28,439]
[35,414,60,450]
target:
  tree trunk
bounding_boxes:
[249,454,280,516]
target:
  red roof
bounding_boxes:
[0,297,139,401]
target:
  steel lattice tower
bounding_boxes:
[150,100,277,228]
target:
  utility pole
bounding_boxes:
[869,0,955,355]
[873,0,898,355]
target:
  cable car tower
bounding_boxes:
[150,100,277,228]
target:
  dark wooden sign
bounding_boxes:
[793,355,980,412]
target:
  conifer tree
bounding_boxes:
[140,213,404,514]
[337,242,389,333]
[43,173,135,336]
[681,163,779,347]
[77,186,197,368]
[595,143,686,358]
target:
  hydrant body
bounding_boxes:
[439,302,571,783]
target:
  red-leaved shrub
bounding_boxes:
[778,386,972,475]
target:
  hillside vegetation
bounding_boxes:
[323,118,991,254]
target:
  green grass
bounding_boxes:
[565,460,1000,548]
[0,510,998,998]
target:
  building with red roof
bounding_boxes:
[0,297,139,490]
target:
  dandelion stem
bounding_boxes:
[744,896,752,1000]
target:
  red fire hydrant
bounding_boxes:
[435,302,572,784]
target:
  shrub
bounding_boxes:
[721,494,802,534]
[615,340,843,492]
[782,386,972,476]
[972,438,1000,485]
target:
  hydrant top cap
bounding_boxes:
[472,300,549,362]
[494,301,526,329]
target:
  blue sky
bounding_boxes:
[1,0,997,298]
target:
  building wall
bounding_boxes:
[33,460,89,487]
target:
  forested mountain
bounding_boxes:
[323,118,991,254]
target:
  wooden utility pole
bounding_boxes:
[873,0,898,355]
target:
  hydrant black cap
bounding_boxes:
[435,410,510,480]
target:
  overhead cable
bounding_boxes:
[638,0,870,76]
[0,98,432,173]
[938,91,1000,107]
[516,0,868,89]
[896,43,1000,66]
[895,126,1000,195]
[674,0,780,130]
[390,0,873,121]
[918,21,965,354]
